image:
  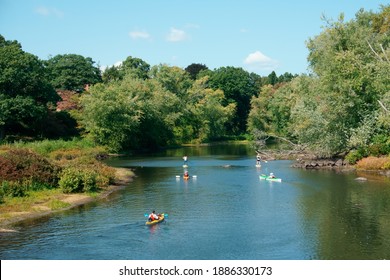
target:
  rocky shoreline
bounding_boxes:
[291,158,350,169]
[290,157,389,176]
[259,150,390,177]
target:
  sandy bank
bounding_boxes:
[0,168,134,232]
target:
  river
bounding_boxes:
[1,143,390,260]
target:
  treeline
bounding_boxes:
[248,6,390,162]
[0,34,294,150]
[1,5,389,162]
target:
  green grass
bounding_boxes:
[0,188,62,212]
[7,137,101,157]
[48,199,71,210]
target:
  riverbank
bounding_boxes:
[0,167,134,232]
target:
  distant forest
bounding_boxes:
[1,5,389,162]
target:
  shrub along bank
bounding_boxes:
[0,139,132,227]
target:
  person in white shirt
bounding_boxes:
[148,210,159,221]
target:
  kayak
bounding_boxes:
[183,164,188,168]
[145,213,165,225]
[255,164,261,167]
[176,175,197,179]
[259,174,282,182]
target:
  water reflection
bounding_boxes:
[295,169,390,259]
[1,144,390,260]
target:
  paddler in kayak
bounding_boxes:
[183,170,190,180]
[269,172,276,178]
[148,210,160,222]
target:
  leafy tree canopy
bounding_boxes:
[249,5,390,157]
[149,64,192,97]
[207,66,259,134]
[45,54,102,91]
[185,63,209,80]
[102,56,150,83]
[0,34,59,140]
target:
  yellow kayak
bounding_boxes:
[145,213,165,225]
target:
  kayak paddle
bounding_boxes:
[144,213,168,217]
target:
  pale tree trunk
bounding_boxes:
[367,40,390,113]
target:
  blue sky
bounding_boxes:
[0,0,387,76]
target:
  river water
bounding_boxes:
[1,144,390,260]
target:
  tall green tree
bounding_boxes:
[0,35,59,140]
[149,64,192,98]
[249,6,389,157]
[187,76,235,142]
[267,71,278,85]
[102,56,150,83]
[207,66,258,134]
[303,7,390,156]
[45,54,102,91]
[81,73,184,151]
[122,56,150,80]
[185,63,209,80]
[80,81,141,151]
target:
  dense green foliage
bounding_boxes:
[205,67,260,134]
[102,56,151,83]
[185,63,209,80]
[1,4,388,160]
[59,167,99,193]
[0,34,292,150]
[0,35,60,141]
[82,66,235,151]
[248,6,390,159]
[45,54,102,91]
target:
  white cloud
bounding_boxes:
[166,27,188,42]
[100,61,123,72]
[243,51,278,72]
[35,6,64,18]
[129,30,151,40]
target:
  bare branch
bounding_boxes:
[380,44,390,63]
[378,100,389,114]
[268,134,300,148]
[367,40,383,61]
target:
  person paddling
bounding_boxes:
[183,170,190,180]
[148,210,159,221]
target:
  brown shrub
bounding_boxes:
[356,156,390,170]
[0,148,60,186]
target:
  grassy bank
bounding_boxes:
[0,138,134,231]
